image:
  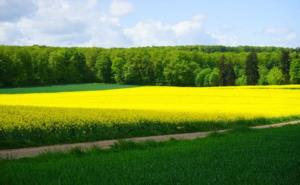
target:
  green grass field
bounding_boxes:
[0,83,136,94]
[1,125,300,185]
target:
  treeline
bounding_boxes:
[0,45,300,87]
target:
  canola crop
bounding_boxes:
[0,85,300,148]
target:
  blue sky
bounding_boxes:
[0,0,299,47]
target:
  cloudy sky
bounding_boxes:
[0,0,299,47]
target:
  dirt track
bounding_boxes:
[1,120,299,159]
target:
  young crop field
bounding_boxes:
[0,84,300,148]
[1,125,300,185]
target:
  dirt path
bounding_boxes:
[1,120,299,159]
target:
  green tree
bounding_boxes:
[267,67,283,85]
[258,65,269,85]
[290,56,300,84]
[208,68,220,86]
[245,52,259,85]
[224,62,236,86]
[219,55,236,86]
[219,55,226,86]
[123,50,155,84]
[0,51,14,87]
[48,49,87,84]
[164,60,199,86]
[235,75,247,86]
[280,50,291,84]
[95,52,112,83]
[34,49,51,85]
[195,68,211,87]
[48,49,65,83]
[13,49,34,86]
[111,57,126,83]
[69,49,87,83]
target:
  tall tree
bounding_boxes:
[0,51,14,87]
[290,55,300,84]
[164,60,199,86]
[245,52,259,85]
[219,55,226,86]
[280,50,291,84]
[111,56,126,84]
[224,62,236,86]
[95,52,112,83]
[123,50,155,84]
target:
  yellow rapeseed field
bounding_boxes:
[1,85,300,120]
[1,84,300,148]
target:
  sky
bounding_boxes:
[0,0,299,48]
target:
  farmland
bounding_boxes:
[1,125,300,185]
[0,84,300,148]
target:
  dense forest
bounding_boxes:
[0,45,300,87]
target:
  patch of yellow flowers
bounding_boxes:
[1,85,300,121]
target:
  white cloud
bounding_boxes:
[172,15,205,37]
[109,0,133,17]
[0,1,217,48]
[0,0,130,47]
[264,27,297,42]
[212,34,239,46]
[123,15,217,46]
[0,1,298,47]
[264,27,289,35]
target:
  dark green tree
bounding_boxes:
[245,52,259,85]
[95,52,112,83]
[224,62,236,86]
[164,60,199,86]
[219,55,235,86]
[0,51,14,87]
[123,50,155,84]
[219,55,226,86]
[280,50,291,84]
[290,55,300,84]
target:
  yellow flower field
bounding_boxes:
[1,85,300,120]
[1,84,300,148]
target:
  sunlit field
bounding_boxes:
[1,85,300,118]
[0,84,300,148]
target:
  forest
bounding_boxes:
[0,45,300,87]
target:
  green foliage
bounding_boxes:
[290,57,300,84]
[95,52,112,83]
[280,50,291,84]
[245,52,259,85]
[235,75,247,86]
[111,57,126,83]
[267,67,284,85]
[0,51,14,87]
[258,65,269,85]
[164,59,199,86]
[195,68,211,86]
[219,55,236,86]
[208,68,220,86]
[0,45,298,87]
[123,50,155,84]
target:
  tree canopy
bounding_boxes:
[0,45,299,88]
